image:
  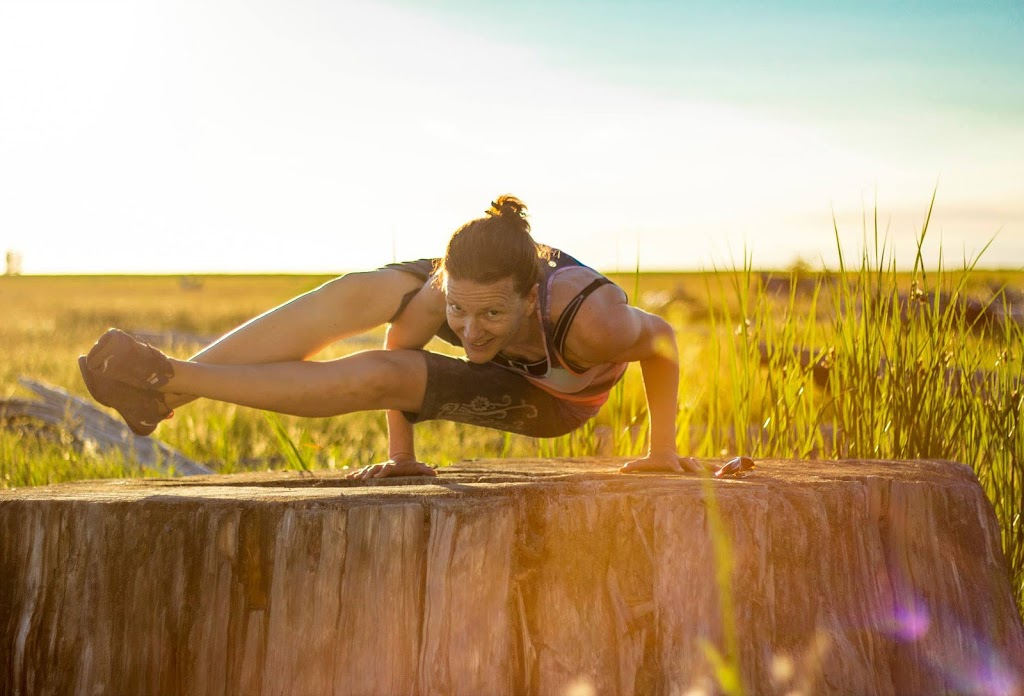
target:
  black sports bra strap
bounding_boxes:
[387,287,421,324]
[552,277,613,356]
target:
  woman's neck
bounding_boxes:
[501,307,547,361]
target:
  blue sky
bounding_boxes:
[414,0,1024,155]
[432,1,1023,110]
[1,0,1021,273]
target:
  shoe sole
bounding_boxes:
[85,328,115,373]
[86,328,173,389]
[79,355,162,437]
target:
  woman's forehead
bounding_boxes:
[444,277,520,306]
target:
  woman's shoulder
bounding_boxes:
[548,268,634,368]
[546,266,629,365]
[546,264,624,311]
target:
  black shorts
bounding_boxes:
[381,259,602,438]
[405,352,601,438]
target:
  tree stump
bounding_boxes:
[1,459,1022,695]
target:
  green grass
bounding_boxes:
[0,426,161,486]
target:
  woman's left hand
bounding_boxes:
[620,453,706,474]
[345,459,437,480]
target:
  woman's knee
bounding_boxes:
[352,349,429,411]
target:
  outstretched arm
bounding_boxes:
[566,297,698,473]
[616,313,689,472]
[347,283,446,480]
[614,313,679,470]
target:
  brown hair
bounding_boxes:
[439,195,550,295]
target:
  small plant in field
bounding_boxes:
[264,413,313,474]
[699,473,746,696]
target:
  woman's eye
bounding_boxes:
[487,310,502,318]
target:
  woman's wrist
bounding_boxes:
[648,443,678,457]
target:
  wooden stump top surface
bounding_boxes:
[1,457,979,504]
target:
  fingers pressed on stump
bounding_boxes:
[345,460,437,480]
[619,453,684,474]
[619,455,722,475]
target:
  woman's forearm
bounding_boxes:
[639,321,680,455]
[387,409,417,461]
[640,356,679,454]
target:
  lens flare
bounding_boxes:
[891,598,930,641]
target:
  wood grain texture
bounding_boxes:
[1,459,1022,695]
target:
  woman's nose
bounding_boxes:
[462,318,483,341]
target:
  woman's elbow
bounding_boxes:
[646,315,678,360]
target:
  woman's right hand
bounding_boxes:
[345,458,437,480]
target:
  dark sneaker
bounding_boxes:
[85,328,175,390]
[714,456,755,479]
[79,356,173,436]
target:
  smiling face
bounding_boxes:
[443,276,538,363]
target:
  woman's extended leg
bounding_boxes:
[157,349,428,417]
[163,269,425,409]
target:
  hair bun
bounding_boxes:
[486,195,528,224]
[442,194,546,293]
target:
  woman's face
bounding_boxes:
[443,276,538,363]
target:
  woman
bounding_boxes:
[79,196,699,477]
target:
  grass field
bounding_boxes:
[2,230,1023,615]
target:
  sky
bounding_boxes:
[1,0,1022,274]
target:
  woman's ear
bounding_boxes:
[526,283,539,314]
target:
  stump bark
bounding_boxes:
[1,459,1022,695]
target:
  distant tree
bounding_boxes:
[787,255,813,278]
[5,250,23,276]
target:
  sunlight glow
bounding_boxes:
[1,0,1020,274]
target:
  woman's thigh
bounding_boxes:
[189,266,426,365]
[405,352,599,438]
